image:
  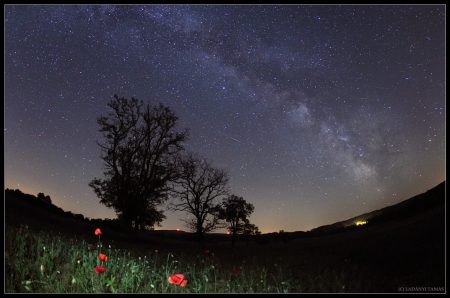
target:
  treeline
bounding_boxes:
[5,188,111,224]
[5,188,154,238]
[5,188,306,244]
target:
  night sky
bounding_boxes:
[5,5,445,233]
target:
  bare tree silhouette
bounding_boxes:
[170,154,229,238]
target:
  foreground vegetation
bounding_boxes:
[4,183,446,293]
[6,225,295,293]
[6,207,445,294]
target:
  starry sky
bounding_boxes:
[5,5,446,233]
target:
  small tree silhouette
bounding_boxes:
[219,195,258,245]
[37,192,52,204]
[242,222,261,235]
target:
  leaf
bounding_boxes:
[131,265,139,274]
[106,276,115,287]
[22,280,32,291]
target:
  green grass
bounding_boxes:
[5,221,444,293]
[5,224,294,293]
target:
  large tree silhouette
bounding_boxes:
[89,95,188,230]
[170,154,229,237]
[219,195,258,245]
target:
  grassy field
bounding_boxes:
[5,224,295,293]
[5,183,445,293]
[5,204,445,294]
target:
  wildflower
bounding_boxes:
[168,274,188,287]
[95,228,102,236]
[94,265,106,275]
[231,266,241,277]
[98,253,108,262]
[154,249,158,254]
[43,246,46,251]
[77,260,81,265]
[72,277,76,284]
[40,264,45,274]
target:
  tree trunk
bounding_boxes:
[196,223,205,246]
[121,213,134,232]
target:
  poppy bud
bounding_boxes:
[94,228,102,236]
[98,253,108,262]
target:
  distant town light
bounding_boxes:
[355,220,367,226]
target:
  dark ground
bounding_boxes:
[4,182,446,293]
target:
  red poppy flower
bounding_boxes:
[94,228,102,236]
[98,253,108,262]
[168,274,188,287]
[94,265,106,275]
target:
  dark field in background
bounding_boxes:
[5,182,445,293]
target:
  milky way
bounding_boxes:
[5,5,445,232]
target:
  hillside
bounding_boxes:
[5,181,445,239]
[4,181,445,243]
[308,181,445,236]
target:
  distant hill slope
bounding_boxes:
[5,188,93,233]
[309,181,445,235]
[4,181,445,241]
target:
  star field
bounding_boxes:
[5,5,445,232]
